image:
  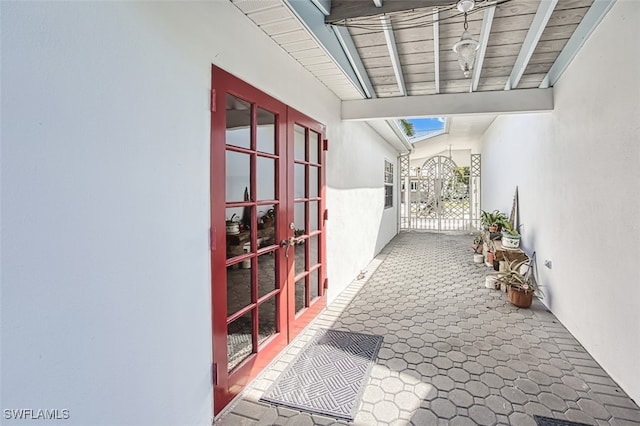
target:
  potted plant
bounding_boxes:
[472,235,484,263]
[501,221,521,249]
[497,258,543,308]
[226,213,240,235]
[481,210,508,233]
[261,208,275,227]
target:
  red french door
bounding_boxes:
[285,108,327,338]
[210,66,326,414]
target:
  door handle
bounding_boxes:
[280,236,299,258]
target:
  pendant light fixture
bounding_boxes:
[452,0,479,78]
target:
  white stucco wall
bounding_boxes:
[0,1,398,424]
[481,0,640,403]
[326,122,399,299]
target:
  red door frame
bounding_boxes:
[210,66,327,415]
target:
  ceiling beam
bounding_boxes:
[332,25,377,98]
[326,0,454,24]
[504,0,558,90]
[283,0,367,98]
[540,0,617,88]
[341,88,554,120]
[432,9,440,94]
[310,0,331,15]
[470,4,495,92]
[381,16,406,96]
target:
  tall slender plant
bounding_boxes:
[399,119,415,137]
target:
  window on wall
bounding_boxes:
[384,160,394,208]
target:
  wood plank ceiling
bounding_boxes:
[232,0,600,102]
[330,0,594,97]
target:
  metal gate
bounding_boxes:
[400,154,481,231]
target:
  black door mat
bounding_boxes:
[534,415,593,426]
[260,329,383,420]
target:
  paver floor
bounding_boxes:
[215,232,640,425]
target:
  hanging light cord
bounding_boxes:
[463,12,469,31]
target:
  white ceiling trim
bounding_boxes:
[471,4,496,92]
[540,0,617,88]
[283,0,366,97]
[433,9,441,94]
[310,0,331,15]
[341,88,554,120]
[381,16,407,96]
[505,0,558,90]
[332,25,377,98]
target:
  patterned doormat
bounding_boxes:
[534,415,592,426]
[260,329,383,420]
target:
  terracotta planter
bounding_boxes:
[507,286,533,308]
[488,225,498,232]
[485,251,495,267]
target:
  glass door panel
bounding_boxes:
[294,241,306,278]
[295,278,306,314]
[257,252,277,299]
[257,157,276,201]
[257,108,276,154]
[309,130,320,164]
[309,202,319,232]
[225,151,250,203]
[258,298,277,345]
[227,311,253,371]
[309,166,319,198]
[225,94,251,149]
[294,125,306,161]
[309,269,320,301]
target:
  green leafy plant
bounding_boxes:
[502,221,520,237]
[480,210,508,229]
[262,208,275,220]
[399,119,415,137]
[472,234,484,254]
[226,213,239,225]
[497,258,543,298]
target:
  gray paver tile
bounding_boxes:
[215,233,640,426]
[500,386,528,405]
[508,412,538,426]
[608,405,640,422]
[468,404,498,425]
[486,394,514,415]
[578,398,612,421]
[464,380,489,398]
[515,377,540,395]
[430,397,457,419]
[372,400,400,423]
[539,392,569,412]
[432,374,456,391]
[550,383,580,401]
[449,389,474,408]
[409,408,438,425]
[449,415,477,426]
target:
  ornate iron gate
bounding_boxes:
[400,154,481,231]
